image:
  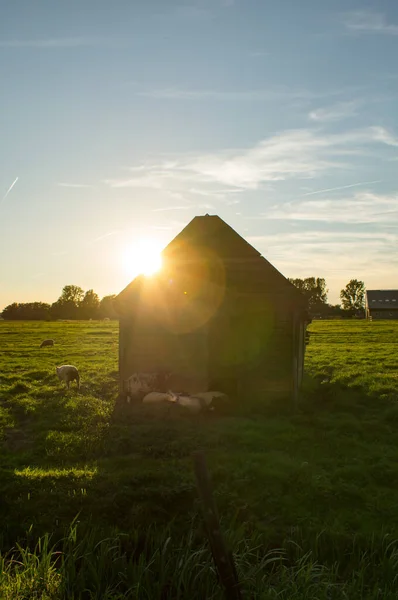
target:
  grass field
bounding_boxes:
[1,319,398,598]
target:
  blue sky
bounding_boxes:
[1,0,397,309]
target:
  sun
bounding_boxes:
[122,238,163,280]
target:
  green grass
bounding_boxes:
[3,524,398,599]
[1,318,398,597]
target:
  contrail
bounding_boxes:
[1,176,19,203]
[91,231,118,243]
[301,180,382,197]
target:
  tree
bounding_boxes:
[1,302,51,320]
[51,285,85,319]
[288,277,328,310]
[340,280,365,312]
[80,289,100,319]
[1,303,19,319]
[60,285,84,304]
[99,295,117,319]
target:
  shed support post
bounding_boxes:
[292,312,299,408]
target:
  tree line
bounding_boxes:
[287,277,366,317]
[1,279,366,321]
[1,286,117,321]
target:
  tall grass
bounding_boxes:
[2,523,398,599]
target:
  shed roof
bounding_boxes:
[116,215,307,315]
[162,214,261,260]
[366,289,398,309]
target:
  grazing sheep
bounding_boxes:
[56,365,80,390]
[40,339,54,348]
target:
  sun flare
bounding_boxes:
[122,238,163,280]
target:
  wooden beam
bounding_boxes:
[292,312,299,408]
[192,451,242,600]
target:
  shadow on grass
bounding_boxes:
[1,371,398,578]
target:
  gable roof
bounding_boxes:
[162,215,302,294]
[366,289,398,309]
[116,214,307,314]
[162,214,261,260]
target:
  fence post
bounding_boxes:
[192,451,242,600]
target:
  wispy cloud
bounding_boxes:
[151,205,192,212]
[90,231,119,243]
[105,126,398,199]
[246,228,398,299]
[152,202,214,212]
[178,127,397,189]
[0,36,106,48]
[136,85,348,102]
[247,230,397,245]
[371,127,398,147]
[1,176,18,204]
[265,191,398,224]
[188,187,241,197]
[54,231,119,256]
[58,182,94,189]
[309,101,358,122]
[301,180,382,197]
[343,10,398,35]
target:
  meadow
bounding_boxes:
[0,318,398,598]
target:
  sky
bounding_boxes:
[1,0,397,309]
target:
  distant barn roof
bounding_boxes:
[366,289,398,309]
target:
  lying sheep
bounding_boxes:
[168,391,226,414]
[141,389,229,413]
[141,390,206,413]
[126,371,172,400]
[168,392,206,414]
[56,365,80,390]
[40,339,54,348]
[142,391,174,404]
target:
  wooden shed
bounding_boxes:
[115,215,309,402]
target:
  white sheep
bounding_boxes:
[141,389,228,413]
[56,365,80,390]
[166,391,209,414]
[142,391,173,404]
[126,371,171,400]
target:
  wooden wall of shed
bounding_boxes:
[207,301,295,398]
[119,292,305,400]
[119,316,209,394]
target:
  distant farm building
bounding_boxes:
[366,290,398,320]
[115,215,309,402]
